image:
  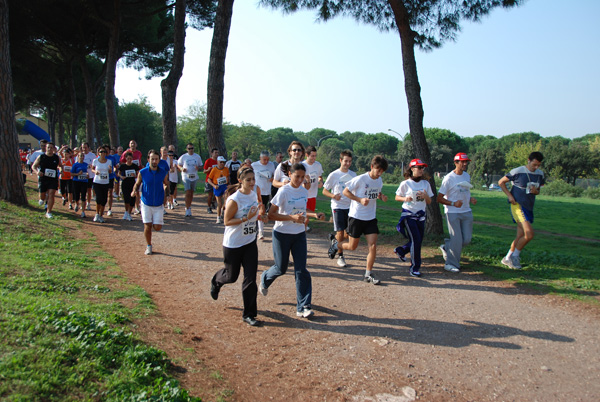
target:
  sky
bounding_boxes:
[114,0,600,140]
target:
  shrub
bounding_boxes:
[583,186,600,199]
[542,179,584,198]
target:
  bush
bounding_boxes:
[542,179,584,197]
[583,186,600,199]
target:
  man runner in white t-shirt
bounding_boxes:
[177,143,203,217]
[322,150,356,267]
[334,155,389,285]
[437,152,477,273]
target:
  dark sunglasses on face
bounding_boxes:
[413,166,424,170]
[291,149,303,152]
[187,147,194,150]
[99,151,107,154]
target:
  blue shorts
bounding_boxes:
[332,209,350,232]
[214,184,227,197]
[510,203,534,224]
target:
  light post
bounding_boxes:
[317,134,334,147]
[388,128,406,172]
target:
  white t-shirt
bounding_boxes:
[251,161,275,195]
[395,179,434,214]
[223,190,260,248]
[83,151,96,178]
[177,153,203,182]
[323,168,356,210]
[273,161,292,185]
[346,172,383,221]
[92,159,112,184]
[302,160,323,199]
[30,150,43,164]
[166,156,178,183]
[271,184,308,235]
[438,171,472,214]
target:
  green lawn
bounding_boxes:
[0,191,201,401]
[312,184,600,303]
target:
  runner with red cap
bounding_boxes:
[437,153,477,273]
[393,158,434,277]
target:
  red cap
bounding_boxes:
[454,152,471,162]
[409,158,428,168]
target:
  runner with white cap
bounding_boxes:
[437,152,477,273]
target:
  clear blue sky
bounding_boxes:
[115,0,600,140]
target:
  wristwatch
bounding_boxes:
[242,214,247,222]
[450,201,455,207]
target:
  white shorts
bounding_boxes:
[141,202,164,225]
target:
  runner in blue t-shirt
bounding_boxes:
[498,151,545,269]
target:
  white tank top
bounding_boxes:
[222,190,260,248]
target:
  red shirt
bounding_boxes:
[120,149,142,167]
[204,158,217,182]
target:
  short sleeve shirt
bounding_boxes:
[92,159,112,184]
[302,160,324,199]
[323,168,356,210]
[251,161,276,194]
[177,153,203,182]
[438,171,472,214]
[208,167,230,186]
[395,179,434,214]
[223,190,260,248]
[505,166,545,211]
[271,184,308,235]
[346,172,383,221]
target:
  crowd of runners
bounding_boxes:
[24,139,545,326]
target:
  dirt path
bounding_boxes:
[74,194,600,402]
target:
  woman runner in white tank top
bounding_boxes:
[209,167,264,326]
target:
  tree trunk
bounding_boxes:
[80,56,96,146]
[57,99,65,146]
[389,0,443,235]
[160,0,187,149]
[47,106,56,144]
[104,0,121,149]
[69,61,79,147]
[0,0,27,205]
[206,0,234,156]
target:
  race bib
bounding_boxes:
[310,172,318,183]
[217,176,227,185]
[242,221,257,236]
[125,169,136,178]
[79,173,88,180]
[526,182,540,194]
[366,189,380,200]
[99,173,108,180]
[63,165,71,172]
[187,173,196,180]
[45,169,56,178]
[260,170,271,179]
[132,160,140,166]
[231,164,239,171]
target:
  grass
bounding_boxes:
[310,184,600,303]
[0,189,201,401]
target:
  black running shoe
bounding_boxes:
[210,278,220,300]
[328,240,338,259]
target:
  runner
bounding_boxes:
[30,140,47,206]
[203,148,219,214]
[70,152,89,217]
[273,141,308,190]
[58,146,75,210]
[259,163,325,319]
[32,142,61,218]
[302,145,324,231]
[165,148,179,210]
[118,151,140,221]
[207,156,230,223]
[393,159,434,277]
[114,146,124,201]
[322,150,356,267]
[251,151,275,239]
[437,153,477,273]
[242,158,252,169]
[210,166,261,326]
[168,145,180,206]
[120,140,143,213]
[91,147,113,223]
[177,143,203,217]
[498,151,545,269]
[131,150,169,255]
[105,145,120,217]
[80,143,96,211]
[331,155,389,285]
[226,151,242,185]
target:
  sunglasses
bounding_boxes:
[291,149,303,153]
[412,166,424,170]
[99,151,107,154]
[187,147,194,150]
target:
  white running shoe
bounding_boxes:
[258,232,264,240]
[444,264,460,273]
[123,212,129,220]
[107,210,112,216]
[258,281,268,296]
[337,255,347,267]
[38,199,44,206]
[501,256,514,268]
[510,255,522,269]
[93,214,100,222]
[45,212,53,219]
[439,244,447,261]
[87,204,92,211]
[145,245,152,255]
[81,211,86,218]
[296,307,314,318]
[216,216,222,224]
